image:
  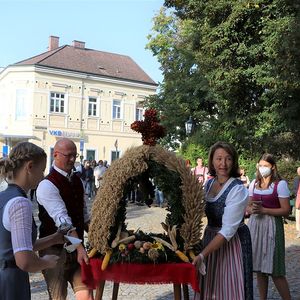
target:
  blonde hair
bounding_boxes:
[0,142,46,179]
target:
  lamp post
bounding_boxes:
[185,116,194,136]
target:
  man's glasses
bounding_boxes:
[57,152,79,159]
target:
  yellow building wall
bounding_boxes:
[0,66,156,168]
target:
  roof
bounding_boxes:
[14,45,157,86]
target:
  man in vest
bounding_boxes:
[36,138,93,300]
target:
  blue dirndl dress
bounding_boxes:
[198,178,253,300]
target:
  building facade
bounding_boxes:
[0,36,157,169]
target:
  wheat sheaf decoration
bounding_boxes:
[88,144,205,255]
[88,108,205,263]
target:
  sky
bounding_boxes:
[0,0,165,83]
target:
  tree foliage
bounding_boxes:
[146,1,300,159]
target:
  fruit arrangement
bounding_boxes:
[88,222,195,270]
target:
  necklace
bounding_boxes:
[215,176,229,187]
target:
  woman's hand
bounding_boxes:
[192,253,206,275]
[251,201,264,215]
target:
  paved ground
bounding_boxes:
[30,200,300,299]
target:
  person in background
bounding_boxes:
[193,141,253,300]
[0,142,63,300]
[90,160,97,170]
[93,160,107,193]
[240,167,250,188]
[191,157,208,185]
[103,160,109,168]
[293,167,300,238]
[155,186,164,208]
[185,159,192,170]
[83,161,93,200]
[36,138,93,300]
[246,153,291,300]
[89,160,97,197]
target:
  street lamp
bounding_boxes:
[185,116,194,135]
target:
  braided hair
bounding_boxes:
[0,142,46,180]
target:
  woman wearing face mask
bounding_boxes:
[246,153,291,300]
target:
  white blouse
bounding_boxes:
[248,179,290,198]
[3,197,33,253]
[206,178,249,241]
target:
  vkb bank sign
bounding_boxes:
[49,130,81,138]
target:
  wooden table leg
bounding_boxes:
[112,282,120,300]
[95,280,105,300]
[173,284,182,300]
[182,284,189,300]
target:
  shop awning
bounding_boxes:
[0,134,37,140]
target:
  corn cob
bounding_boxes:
[119,235,136,244]
[188,250,196,260]
[87,247,98,258]
[175,250,189,263]
[101,250,112,271]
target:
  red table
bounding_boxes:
[81,259,200,300]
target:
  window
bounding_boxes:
[111,150,120,161]
[88,97,98,117]
[50,92,65,113]
[86,149,96,161]
[15,89,29,120]
[112,100,121,119]
[135,107,144,121]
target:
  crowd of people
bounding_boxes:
[74,159,109,200]
[0,138,299,299]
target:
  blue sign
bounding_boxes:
[80,139,84,152]
[2,145,8,157]
[48,130,80,138]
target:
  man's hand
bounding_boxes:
[77,244,89,265]
[57,222,75,235]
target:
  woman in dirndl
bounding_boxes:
[246,153,291,300]
[193,141,253,300]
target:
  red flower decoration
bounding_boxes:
[130,108,166,146]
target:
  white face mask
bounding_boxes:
[258,166,271,178]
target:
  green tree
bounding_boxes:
[147,1,300,159]
[145,8,216,149]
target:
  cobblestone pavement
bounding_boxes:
[30,200,300,300]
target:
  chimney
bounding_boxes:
[48,36,59,51]
[72,40,85,49]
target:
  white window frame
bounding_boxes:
[15,89,29,120]
[135,106,144,121]
[112,99,122,119]
[49,91,66,114]
[111,149,120,161]
[87,96,99,117]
